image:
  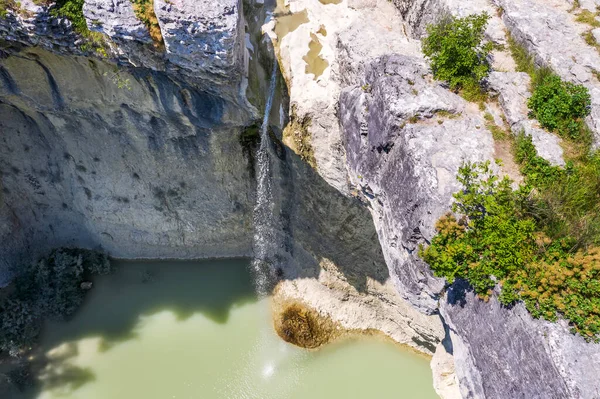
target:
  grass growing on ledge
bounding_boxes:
[130,0,163,45]
[50,0,108,55]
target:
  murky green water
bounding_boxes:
[23,260,436,399]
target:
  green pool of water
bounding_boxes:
[23,259,437,399]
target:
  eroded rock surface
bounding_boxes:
[154,0,243,83]
[339,54,495,313]
[441,281,600,399]
[0,48,255,278]
[84,0,151,43]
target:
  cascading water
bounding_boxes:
[251,59,280,297]
[244,57,305,395]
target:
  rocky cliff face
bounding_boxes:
[0,0,260,280]
[335,1,600,398]
[0,47,256,279]
[0,0,442,360]
[4,0,600,397]
[269,0,600,397]
[442,281,600,399]
[339,54,495,313]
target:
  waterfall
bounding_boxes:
[251,60,279,297]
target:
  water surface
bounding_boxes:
[23,260,436,399]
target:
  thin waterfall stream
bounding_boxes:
[251,59,280,297]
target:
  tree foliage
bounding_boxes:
[421,153,600,340]
[422,13,493,91]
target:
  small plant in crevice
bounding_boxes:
[0,249,112,356]
[483,112,507,140]
[130,0,163,46]
[422,13,493,101]
[0,0,18,18]
[51,0,108,55]
[103,67,132,90]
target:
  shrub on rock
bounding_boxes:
[528,74,591,140]
[422,13,493,97]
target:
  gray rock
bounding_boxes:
[495,0,600,148]
[487,71,565,166]
[83,0,152,43]
[82,0,168,70]
[339,54,495,313]
[1,0,251,102]
[577,0,600,13]
[441,280,600,399]
[154,0,243,83]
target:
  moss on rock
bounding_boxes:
[282,104,316,168]
[273,301,338,349]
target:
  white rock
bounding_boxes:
[488,71,565,166]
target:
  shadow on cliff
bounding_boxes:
[1,259,256,398]
[272,137,391,293]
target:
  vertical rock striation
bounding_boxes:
[339,54,496,313]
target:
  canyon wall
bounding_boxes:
[271,0,600,397]
[0,0,442,357]
[0,47,256,277]
[4,0,600,397]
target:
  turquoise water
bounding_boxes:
[22,259,436,399]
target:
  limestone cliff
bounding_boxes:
[0,0,441,364]
[271,0,600,397]
[3,0,600,398]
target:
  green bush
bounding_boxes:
[422,13,493,91]
[0,249,111,356]
[514,133,600,248]
[420,159,600,340]
[527,74,591,140]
